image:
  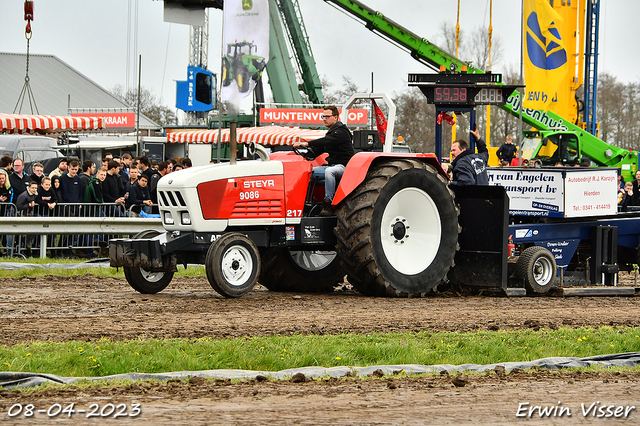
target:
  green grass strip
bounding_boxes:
[1,327,639,377]
[0,258,205,278]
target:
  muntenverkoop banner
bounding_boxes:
[221,0,269,102]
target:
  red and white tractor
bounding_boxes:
[111,94,461,297]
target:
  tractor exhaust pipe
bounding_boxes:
[229,121,237,165]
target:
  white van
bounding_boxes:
[0,135,64,174]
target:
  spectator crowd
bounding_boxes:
[1,152,193,257]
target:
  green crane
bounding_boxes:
[325,0,639,180]
[265,0,324,106]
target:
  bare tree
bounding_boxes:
[596,73,625,148]
[321,76,365,106]
[391,88,436,153]
[110,85,177,127]
[436,22,468,61]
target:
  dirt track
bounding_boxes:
[1,274,640,424]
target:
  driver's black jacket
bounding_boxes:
[306,121,355,166]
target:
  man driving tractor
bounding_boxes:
[293,105,354,216]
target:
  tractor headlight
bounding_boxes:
[181,212,191,225]
[164,212,174,225]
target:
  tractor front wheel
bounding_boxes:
[123,230,174,294]
[205,233,260,298]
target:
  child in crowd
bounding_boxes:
[84,167,107,204]
[16,181,38,216]
[619,181,634,211]
[36,176,57,215]
[129,174,153,214]
[124,167,139,210]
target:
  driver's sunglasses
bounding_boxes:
[322,115,336,119]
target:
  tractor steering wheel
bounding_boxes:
[293,145,316,161]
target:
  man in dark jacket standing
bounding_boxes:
[103,161,125,204]
[59,159,83,204]
[496,134,517,166]
[449,126,489,186]
[9,158,30,199]
[293,105,354,215]
[103,160,125,216]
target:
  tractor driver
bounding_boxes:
[449,125,489,186]
[293,105,354,216]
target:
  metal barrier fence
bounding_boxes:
[0,202,163,259]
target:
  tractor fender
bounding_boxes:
[333,152,446,205]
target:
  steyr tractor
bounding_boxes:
[110,94,462,298]
[222,41,267,93]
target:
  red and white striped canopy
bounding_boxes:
[167,126,326,146]
[0,113,106,134]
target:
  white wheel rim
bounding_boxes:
[381,187,441,275]
[533,257,554,286]
[290,250,336,271]
[221,245,254,287]
[140,269,165,283]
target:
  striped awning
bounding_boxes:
[0,113,106,134]
[167,126,326,146]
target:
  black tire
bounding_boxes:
[123,230,174,294]
[259,248,345,292]
[335,159,459,297]
[237,69,250,92]
[223,58,233,86]
[205,233,260,298]
[222,58,232,86]
[515,246,557,294]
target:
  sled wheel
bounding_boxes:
[515,246,557,294]
[237,70,250,92]
[222,58,232,86]
[335,159,459,297]
[205,233,260,298]
[259,248,345,292]
[123,230,174,294]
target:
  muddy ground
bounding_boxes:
[1,274,640,424]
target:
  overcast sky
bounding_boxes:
[1,0,639,117]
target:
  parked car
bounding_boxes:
[0,135,65,174]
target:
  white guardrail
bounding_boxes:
[0,217,164,259]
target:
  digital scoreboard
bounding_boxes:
[408,72,522,107]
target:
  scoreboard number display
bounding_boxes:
[431,86,505,105]
[408,72,522,107]
[474,88,503,104]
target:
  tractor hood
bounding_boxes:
[157,160,284,233]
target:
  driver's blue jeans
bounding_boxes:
[312,164,345,202]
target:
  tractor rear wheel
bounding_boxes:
[205,233,260,298]
[335,159,458,297]
[123,230,174,294]
[259,248,345,292]
[515,246,557,294]
[222,58,232,86]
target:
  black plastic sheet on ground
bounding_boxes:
[1,352,639,390]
